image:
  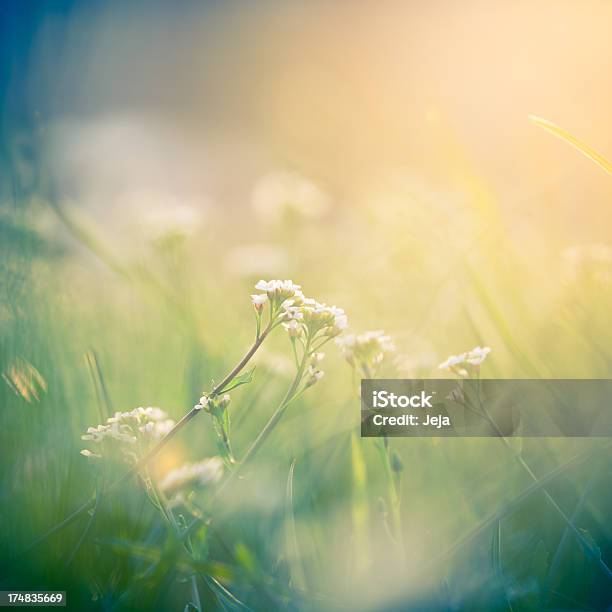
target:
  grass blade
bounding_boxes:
[530,115,612,176]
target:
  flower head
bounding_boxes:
[253,280,348,342]
[255,279,303,304]
[283,299,347,338]
[336,330,395,374]
[80,407,175,463]
[250,293,268,312]
[439,346,491,376]
[159,457,224,494]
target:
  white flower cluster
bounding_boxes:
[251,280,348,339]
[336,330,395,372]
[81,407,175,461]
[439,346,491,377]
[251,279,303,312]
[194,393,230,412]
[159,457,224,494]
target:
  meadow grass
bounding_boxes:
[0,121,611,611]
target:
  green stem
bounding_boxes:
[181,337,313,540]
[216,338,311,497]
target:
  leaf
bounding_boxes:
[530,115,612,176]
[219,367,256,393]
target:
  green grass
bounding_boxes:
[1,127,611,611]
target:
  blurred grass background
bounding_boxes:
[1,0,612,609]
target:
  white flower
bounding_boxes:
[159,457,224,494]
[255,280,348,341]
[439,346,491,375]
[255,279,303,304]
[251,294,268,310]
[80,407,175,462]
[282,319,303,338]
[194,395,210,411]
[336,330,395,370]
[438,353,467,370]
[465,346,491,366]
[304,365,325,389]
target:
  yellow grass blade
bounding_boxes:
[530,115,612,176]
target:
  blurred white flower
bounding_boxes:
[159,457,224,494]
[465,346,491,366]
[81,407,175,462]
[143,204,203,239]
[117,188,205,241]
[226,244,289,278]
[336,330,395,372]
[439,346,491,376]
[252,172,331,224]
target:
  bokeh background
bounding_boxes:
[1,1,611,610]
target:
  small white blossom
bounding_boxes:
[304,365,325,389]
[255,280,348,343]
[194,395,210,411]
[255,279,303,305]
[159,457,224,494]
[336,330,395,371]
[465,346,491,366]
[80,407,176,463]
[282,319,303,338]
[251,294,268,312]
[439,346,491,376]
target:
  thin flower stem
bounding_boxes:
[211,324,272,396]
[216,337,311,497]
[181,338,313,540]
